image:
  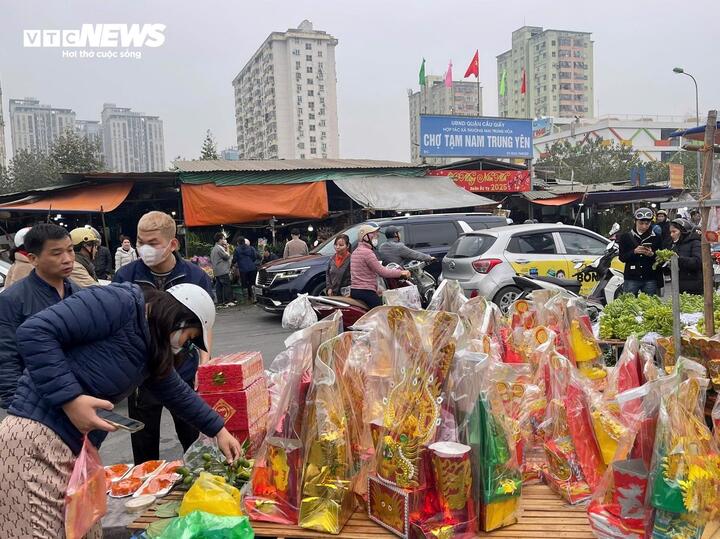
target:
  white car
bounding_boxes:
[0,260,10,292]
[441,223,613,312]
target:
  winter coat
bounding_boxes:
[325,254,351,295]
[283,238,309,258]
[210,243,231,277]
[113,253,214,381]
[8,283,224,455]
[379,239,433,266]
[95,245,113,279]
[618,228,662,283]
[232,244,258,274]
[350,242,404,292]
[115,246,138,270]
[0,270,78,409]
[4,251,33,289]
[671,233,702,294]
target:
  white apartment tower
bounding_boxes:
[408,75,483,164]
[9,97,76,155]
[101,103,165,172]
[497,26,594,119]
[0,81,6,168]
[232,20,340,160]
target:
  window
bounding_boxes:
[297,142,305,149]
[309,124,316,131]
[551,40,556,46]
[295,72,302,81]
[319,119,326,127]
[309,113,315,119]
[409,222,459,249]
[319,84,324,92]
[306,55,312,61]
[295,61,301,70]
[507,233,556,255]
[310,136,316,142]
[310,148,317,154]
[551,52,556,57]
[296,84,302,93]
[296,96,303,104]
[298,119,304,126]
[307,78,313,85]
[447,235,496,258]
[318,50,323,57]
[305,43,312,50]
[292,49,300,56]
[307,90,314,96]
[559,232,607,255]
[300,153,305,158]
[559,37,572,46]
[306,66,313,73]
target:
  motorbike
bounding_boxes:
[308,260,436,327]
[512,274,603,323]
[572,223,624,306]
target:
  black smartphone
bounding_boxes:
[96,409,145,432]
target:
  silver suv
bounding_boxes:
[441,223,611,311]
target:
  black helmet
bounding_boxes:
[634,207,654,221]
[670,217,694,236]
[384,226,401,239]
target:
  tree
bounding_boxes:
[644,150,700,191]
[199,130,218,160]
[50,130,105,173]
[535,139,645,185]
[3,148,58,193]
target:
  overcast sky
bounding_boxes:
[1,0,717,166]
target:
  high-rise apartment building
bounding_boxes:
[232,20,339,160]
[101,103,165,172]
[408,75,482,164]
[9,97,76,155]
[0,81,6,168]
[497,26,594,119]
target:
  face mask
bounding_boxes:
[170,322,187,355]
[138,243,169,266]
[371,238,379,247]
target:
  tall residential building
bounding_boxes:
[219,147,240,160]
[408,75,482,164]
[9,97,76,155]
[101,103,165,172]
[497,26,594,119]
[75,119,103,154]
[232,20,340,160]
[0,81,6,168]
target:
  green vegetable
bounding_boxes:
[653,249,676,270]
[201,453,213,462]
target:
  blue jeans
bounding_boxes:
[624,279,658,297]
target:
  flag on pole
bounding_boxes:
[499,68,507,96]
[520,68,526,94]
[419,58,426,86]
[444,61,453,88]
[464,50,479,78]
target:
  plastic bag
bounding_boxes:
[65,435,107,539]
[179,472,242,517]
[382,284,421,309]
[157,510,253,539]
[427,279,468,313]
[282,293,318,330]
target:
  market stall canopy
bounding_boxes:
[333,176,494,211]
[0,181,133,212]
[181,182,328,227]
[669,122,720,144]
[522,192,582,206]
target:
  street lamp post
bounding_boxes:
[673,67,701,189]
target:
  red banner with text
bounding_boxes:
[428,169,531,192]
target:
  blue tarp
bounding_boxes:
[668,121,720,141]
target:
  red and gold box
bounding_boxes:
[229,412,267,458]
[200,376,269,430]
[197,351,264,392]
[368,476,428,539]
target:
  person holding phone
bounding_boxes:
[0,282,241,538]
[618,207,662,296]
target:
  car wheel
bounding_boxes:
[310,282,327,297]
[493,286,522,314]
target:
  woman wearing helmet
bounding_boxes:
[618,207,662,296]
[669,217,702,294]
[69,226,100,287]
[0,282,241,537]
[4,226,34,288]
[350,224,410,309]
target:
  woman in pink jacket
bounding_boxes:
[350,224,410,309]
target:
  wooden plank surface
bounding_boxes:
[128,483,598,538]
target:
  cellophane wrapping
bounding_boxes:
[244,313,342,524]
[648,360,720,537]
[426,279,468,313]
[298,332,370,533]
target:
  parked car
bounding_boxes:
[0,259,11,292]
[254,213,511,312]
[441,223,621,312]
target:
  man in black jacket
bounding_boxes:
[618,207,662,296]
[0,224,77,408]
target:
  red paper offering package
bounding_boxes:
[200,376,269,430]
[197,351,264,392]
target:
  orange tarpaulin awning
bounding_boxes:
[181,182,329,227]
[0,182,133,212]
[531,194,583,206]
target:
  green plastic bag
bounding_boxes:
[157,510,254,539]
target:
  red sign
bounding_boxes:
[429,169,531,192]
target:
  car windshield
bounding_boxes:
[447,234,496,258]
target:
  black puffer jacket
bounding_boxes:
[618,228,661,283]
[671,232,702,294]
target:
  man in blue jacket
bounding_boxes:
[0,223,78,409]
[114,211,215,463]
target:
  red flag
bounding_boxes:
[464,50,479,78]
[521,68,526,94]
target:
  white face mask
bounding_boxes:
[371,238,379,247]
[138,243,169,267]
[170,322,187,355]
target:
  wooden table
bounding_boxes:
[128,484,595,538]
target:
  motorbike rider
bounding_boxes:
[350,224,410,309]
[378,226,435,267]
[69,226,100,287]
[618,207,662,296]
[668,217,702,294]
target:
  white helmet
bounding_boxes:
[166,283,215,352]
[14,227,32,249]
